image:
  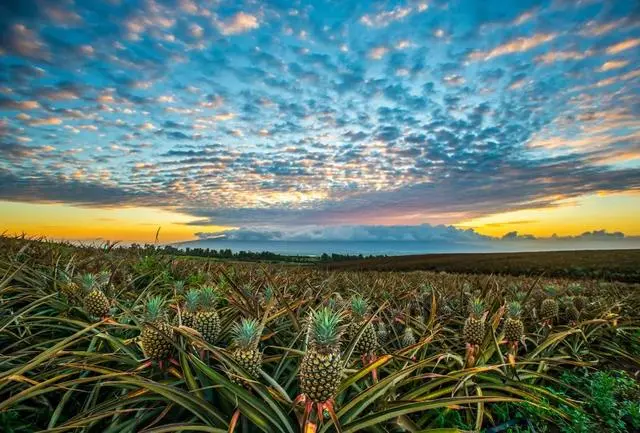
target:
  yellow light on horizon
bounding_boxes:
[0,201,231,243]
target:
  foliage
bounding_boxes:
[0,234,638,432]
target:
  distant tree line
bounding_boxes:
[124,243,386,263]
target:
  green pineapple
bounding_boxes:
[463,298,486,346]
[59,272,81,302]
[194,287,220,344]
[81,273,110,318]
[347,295,378,356]
[402,326,416,346]
[229,318,263,384]
[562,297,580,323]
[570,285,588,312]
[141,296,174,361]
[300,308,344,403]
[504,301,524,343]
[377,321,388,342]
[180,289,200,328]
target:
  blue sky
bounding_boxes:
[0,0,639,243]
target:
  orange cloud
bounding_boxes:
[598,60,629,72]
[606,38,640,55]
[29,117,63,126]
[368,46,389,60]
[535,50,591,64]
[469,33,557,61]
[216,12,259,35]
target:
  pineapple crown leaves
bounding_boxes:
[80,273,99,292]
[200,286,218,308]
[350,295,368,319]
[544,285,558,297]
[173,280,186,294]
[231,318,263,350]
[467,298,485,317]
[308,307,343,348]
[506,301,522,318]
[145,296,166,322]
[184,289,200,312]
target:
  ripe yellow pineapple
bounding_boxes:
[300,307,344,403]
[194,287,220,344]
[81,273,110,318]
[141,296,174,361]
[463,298,485,346]
[504,301,524,343]
[229,318,263,385]
[540,286,559,323]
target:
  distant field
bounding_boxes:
[322,249,640,282]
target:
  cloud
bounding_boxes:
[606,38,640,55]
[368,46,389,60]
[190,225,639,250]
[360,6,413,28]
[469,33,557,61]
[598,60,629,72]
[216,12,259,35]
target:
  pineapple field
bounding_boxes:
[1,236,639,432]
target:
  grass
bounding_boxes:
[0,234,639,432]
[323,249,640,282]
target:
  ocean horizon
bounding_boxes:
[171,239,640,257]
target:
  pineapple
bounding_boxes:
[300,307,344,403]
[229,318,263,385]
[562,297,580,323]
[141,296,174,361]
[377,321,388,342]
[81,273,110,318]
[402,326,416,346]
[59,272,81,302]
[573,295,588,313]
[194,287,220,344]
[541,299,559,323]
[570,285,588,312]
[347,295,378,356]
[463,298,486,346]
[504,301,524,343]
[180,289,200,328]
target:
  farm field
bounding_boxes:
[1,236,639,432]
[323,249,640,283]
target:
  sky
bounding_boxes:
[0,0,639,246]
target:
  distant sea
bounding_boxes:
[171,239,640,256]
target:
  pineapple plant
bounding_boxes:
[504,301,524,344]
[463,298,486,346]
[300,307,344,403]
[141,296,174,361]
[180,289,200,328]
[347,295,378,357]
[194,286,220,344]
[229,318,263,384]
[81,273,110,318]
